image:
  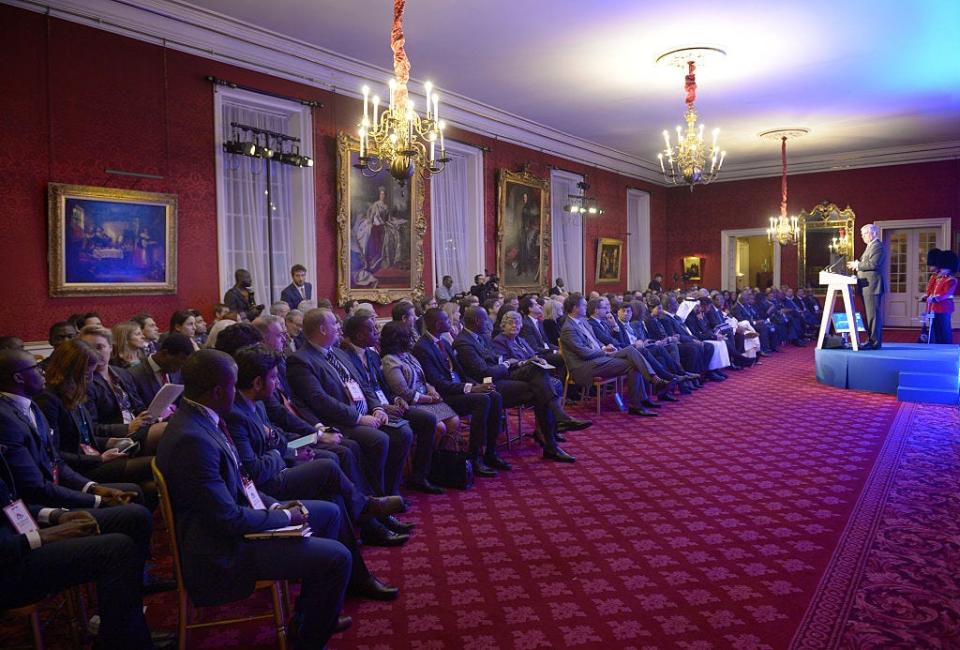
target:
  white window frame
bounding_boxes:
[626,189,651,292]
[550,169,586,293]
[429,139,485,294]
[213,86,317,302]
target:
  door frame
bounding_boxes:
[720,228,781,291]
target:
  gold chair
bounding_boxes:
[558,342,623,416]
[1,603,44,650]
[151,459,289,650]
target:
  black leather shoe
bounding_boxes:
[640,399,662,409]
[381,515,415,534]
[484,454,512,471]
[334,616,353,633]
[658,392,678,402]
[628,406,658,417]
[406,478,445,495]
[557,418,592,432]
[362,521,409,547]
[472,459,498,478]
[360,495,406,520]
[543,447,576,463]
[352,575,400,601]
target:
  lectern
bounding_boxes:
[817,268,860,351]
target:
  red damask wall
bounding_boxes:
[0,4,666,341]
[664,160,960,290]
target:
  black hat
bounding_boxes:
[926,248,943,267]
[940,250,958,273]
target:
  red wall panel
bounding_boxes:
[664,161,960,290]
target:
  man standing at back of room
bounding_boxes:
[281,264,313,311]
[848,223,887,349]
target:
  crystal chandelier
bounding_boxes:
[761,128,809,245]
[656,47,726,190]
[355,0,448,186]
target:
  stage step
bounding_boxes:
[899,371,960,391]
[897,385,960,405]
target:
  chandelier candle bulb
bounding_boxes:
[424,81,432,118]
[362,85,369,121]
[433,95,439,125]
[438,120,445,153]
[372,96,380,126]
[359,128,366,158]
[388,79,396,110]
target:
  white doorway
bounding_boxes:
[720,228,781,291]
[626,189,651,292]
[880,225,945,327]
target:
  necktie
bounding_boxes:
[440,341,461,383]
[215,419,242,469]
[299,285,306,299]
[160,372,170,386]
[326,351,367,416]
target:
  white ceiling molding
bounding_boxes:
[6,0,957,185]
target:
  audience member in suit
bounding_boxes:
[695,298,753,368]
[518,297,565,375]
[557,294,658,416]
[128,333,193,408]
[412,308,504,478]
[286,309,412,499]
[356,320,451,495]
[656,295,723,380]
[34,340,155,492]
[755,290,799,347]
[0,451,154,649]
[731,291,779,353]
[39,321,77,371]
[783,287,819,333]
[215,323,374,505]
[280,264,313,311]
[455,307,566,468]
[617,303,697,392]
[80,326,167,456]
[130,314,161,357]
[223,268,265,322]
[225,345,403,600]
[156,350,353,646]
[285,309,306,353]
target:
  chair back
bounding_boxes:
[151,458,187,592]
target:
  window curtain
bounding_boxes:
[627,189,651,292]
[430,152,475,296]
[550,170,584,292]
[220,102,294,305]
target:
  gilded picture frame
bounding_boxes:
[335,131,426,304]
[47,182,177,297]
[798,201,856,291]
[497,168,550,293]
[683,256,702,282]
[596,238,623,283]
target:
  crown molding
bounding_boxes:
[6,0,958,187]
[6,0,663,184]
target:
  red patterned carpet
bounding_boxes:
[5,344,959,649]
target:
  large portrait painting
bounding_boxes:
[596,238,623,283]
[683,256,703,282]
[336,131,425,304]
[497,168,550,293]
[48,183,177,296]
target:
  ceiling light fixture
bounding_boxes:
[760,128,810,245]
[563,180,603,215]
[355,0,449,185]
[655,46,727,190]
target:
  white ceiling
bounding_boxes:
[31,0,960,178]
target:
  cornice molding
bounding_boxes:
[6,0,958,186]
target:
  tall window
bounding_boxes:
[550,170,584,292]
[626,189,651,292]
[430,140,484,297]
[214,87,316,305]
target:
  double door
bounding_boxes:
[884,228,941,327]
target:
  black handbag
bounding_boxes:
[428,432,474,490]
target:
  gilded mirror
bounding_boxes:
[798,201,855,291]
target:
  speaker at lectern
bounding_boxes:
[816,256,862,351]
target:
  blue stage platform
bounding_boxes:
[815,343,960,405]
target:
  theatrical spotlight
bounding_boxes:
[224,134,257,157]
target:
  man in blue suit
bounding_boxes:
[281,264,313,310]
[286,309,411,503]
[156,349,352,646]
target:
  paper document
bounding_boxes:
[147,383,184,419]
[244,524,312,540]
[287,432,318,450]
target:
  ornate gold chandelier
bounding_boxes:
[656,47,726,190]
[761,128,809,245]
[355,0,448,185]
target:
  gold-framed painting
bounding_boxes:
[596,238,623,283]
[683,256,702,282]
[497,167,550,293]
[335,131,425,304]
[47,182,177,297]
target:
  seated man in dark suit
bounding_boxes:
[156,350,353,646]
[286,309,412,501]
[225,345,402,597]
[518,296,565,376]
[281,264,313,311]
[655,295,723,381]
[129,333,194,407]
[0,450,154,649]
[731,290,779,353]
[617,302,698,392]
[557,295,657,417]
[412,308,504,477]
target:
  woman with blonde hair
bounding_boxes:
[440,301,463,344]
[110,321,147,368]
